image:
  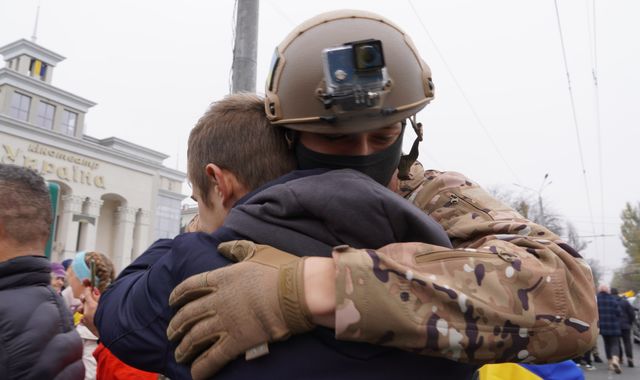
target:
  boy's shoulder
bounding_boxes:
[170,228,240,279]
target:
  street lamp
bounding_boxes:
[513,174,552,224]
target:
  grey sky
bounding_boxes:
[2,0,639,283]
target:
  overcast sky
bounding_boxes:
[2,0,639,283]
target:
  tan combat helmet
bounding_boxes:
[264,9,434,135]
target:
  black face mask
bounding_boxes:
[295,132,404,186]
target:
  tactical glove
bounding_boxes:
[167,240,314,380]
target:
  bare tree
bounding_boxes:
[565,222,588,252]
[489,186,564,235]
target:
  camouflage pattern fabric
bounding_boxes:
[333,162,598,364]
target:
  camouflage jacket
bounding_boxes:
[333,162,598,364]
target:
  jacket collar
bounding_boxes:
[0,255,51,290]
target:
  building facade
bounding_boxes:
[0,39,185,271]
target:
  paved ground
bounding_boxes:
[582,336,638,380]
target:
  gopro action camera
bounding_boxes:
[321,39,389,109]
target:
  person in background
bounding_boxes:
[63,258,73,270]
[50,261,67,295]
[69,250,158,380]
[592,345,604,364]
[60,258,84,314]
[611,288,635,368]
[0,163,84,379]
[67,251,115,380]
[597,284,623,374]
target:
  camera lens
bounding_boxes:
[353,40,384,71]
[359,45,377,63]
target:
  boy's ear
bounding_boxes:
[204,164,240,208]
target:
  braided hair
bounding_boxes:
[84,252,115,293]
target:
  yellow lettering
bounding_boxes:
[94,176,106,189]
[41,161,55,175]
[5,144,104,185]
[23,156,37,171]
[80,170,91,185]
[2,145,19,163]
[56,167,71,181]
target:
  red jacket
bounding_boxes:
[93,343,157,380]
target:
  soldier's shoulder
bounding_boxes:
[422,170,476,188]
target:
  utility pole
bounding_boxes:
[537,173,551,225]
[514,173,552,225]
[231,0,259,93]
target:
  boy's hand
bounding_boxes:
[184,214,202,233]
[80,285,101,337]
[167,241,314,380]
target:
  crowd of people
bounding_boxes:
[578,284,637,374]
[2,8,636,380]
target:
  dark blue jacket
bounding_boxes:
[96,169,476,379]
[0,255,84,380]
[617,297,636,330]
[597,291,621,336]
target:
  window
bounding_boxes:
[9,92,31,121]
[62,110,78,136]
[36,101,56,130]
[154,196,181,239]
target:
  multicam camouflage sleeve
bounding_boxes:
[333,162,598,364]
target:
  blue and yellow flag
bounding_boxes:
[30,59,47,79]
[478,361,584,380]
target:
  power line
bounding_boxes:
[585,0,607,264]
[265,0,295,26]
[407,0,521,185]
[576,234,616,238]
[552,0,599,259]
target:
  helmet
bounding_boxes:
[265,9,434,134]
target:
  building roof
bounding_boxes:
[0,38,65,66]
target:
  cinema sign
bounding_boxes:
[1,142,106,189]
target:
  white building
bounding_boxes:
[0,38,185,271]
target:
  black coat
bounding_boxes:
[0,255,84,380]
[618,297,636,330]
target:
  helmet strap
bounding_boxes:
[397,115,423,180]
[284,129,297,150]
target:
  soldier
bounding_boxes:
[168,9,599,380]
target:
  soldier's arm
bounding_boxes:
[328,164,598,363]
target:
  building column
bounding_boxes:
[112,206,137,272]
[78,198,103,252]
[132,209,150,260]
[59,194,84,260]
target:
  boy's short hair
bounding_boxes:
[0,164,52,245]
[188,93,296,206]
